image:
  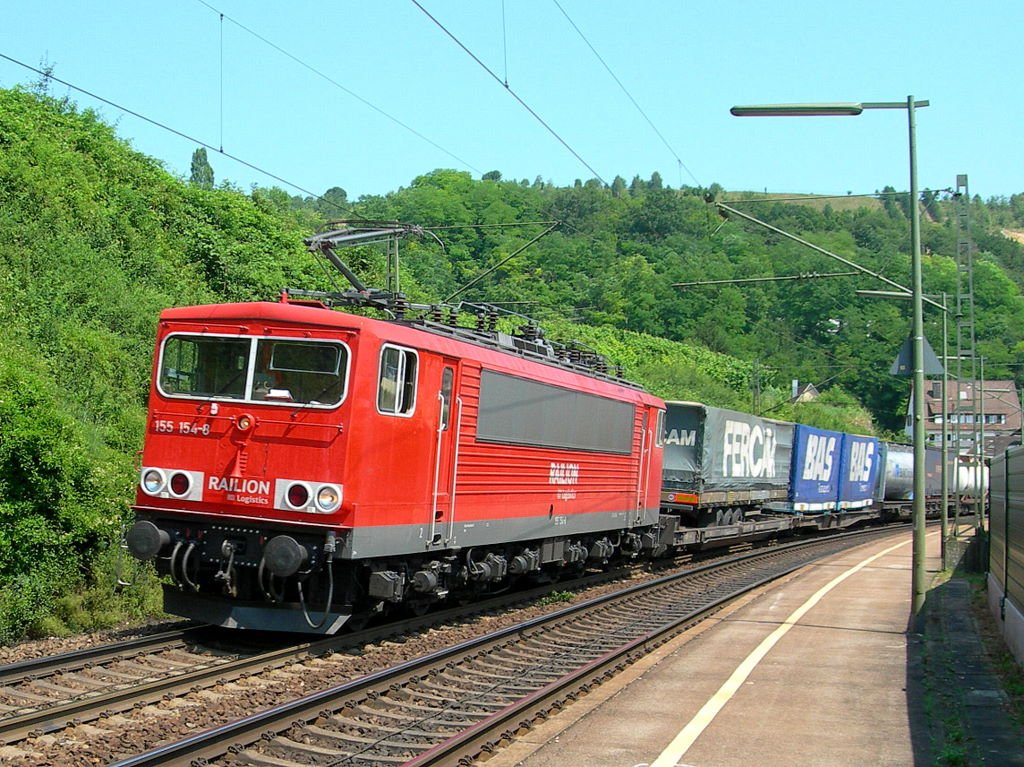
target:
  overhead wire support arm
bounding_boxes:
[712,201,946,312]
[445,222,560,303]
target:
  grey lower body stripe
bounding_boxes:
[340,507,661,559]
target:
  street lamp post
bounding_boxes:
[732,97,930,620]
[856,289,950,569]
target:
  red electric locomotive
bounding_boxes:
[126,231,665,632]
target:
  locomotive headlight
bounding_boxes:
[141,468,166,496]
[236,413,255,432]
[315,484,342,513]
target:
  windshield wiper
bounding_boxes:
[290,380,342,415]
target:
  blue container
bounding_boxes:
[838,434,880,509]
[789,424,843,512]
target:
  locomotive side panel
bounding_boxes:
[335,331,455,557]
[432,367,657,541]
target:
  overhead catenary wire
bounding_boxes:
[551,0,701,189]
[501,0,510,87]
[425,220,559,230]
[219,12,224,152]
[673,272,859,288]
[0,51,363,221]
[411,0,608,187]
[193,0,483,176]
[444,222,560,302]
[725,188,954,204]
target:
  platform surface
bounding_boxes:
[488,529,950,767]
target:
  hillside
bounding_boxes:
[0,87,331,640]
[349,171,1024,434]
[2,86,1023,641]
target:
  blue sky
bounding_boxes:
[2,1,1020,201]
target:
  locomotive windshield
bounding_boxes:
[158,334,348,407]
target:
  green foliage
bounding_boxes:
[29,551,165,638]
[536,590,574,606]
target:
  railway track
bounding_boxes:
[77,525,904,767]
[0,567,640,756]
[0,625,296,746]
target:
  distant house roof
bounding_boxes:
[922,379,1022,429]
[795,383,819,402]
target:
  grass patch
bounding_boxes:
[536,590,574,607]
[26,546,165,638]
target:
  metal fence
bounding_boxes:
[988,446,1024,663]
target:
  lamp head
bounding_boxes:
[731,103,864,117]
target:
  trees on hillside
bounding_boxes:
[189,148,214,188]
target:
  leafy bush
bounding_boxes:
[0,339,132,641]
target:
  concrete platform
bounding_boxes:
[486,527,1022,767]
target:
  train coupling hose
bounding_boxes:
[324,530,337,563]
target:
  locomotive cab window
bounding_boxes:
[253,340,347,406]
[159,336,250,399]
[378,345,418,416]
[157,334,348,407]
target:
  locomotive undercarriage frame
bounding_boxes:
[126,512,675,634]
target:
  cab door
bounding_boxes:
[633,409,650,527]
[429,361,462,546]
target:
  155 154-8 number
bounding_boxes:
[153,419,211,436]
